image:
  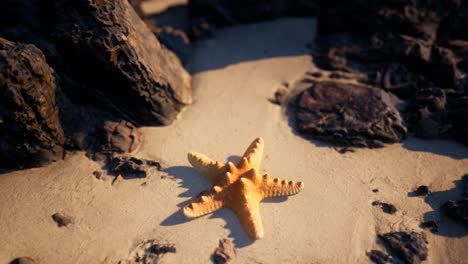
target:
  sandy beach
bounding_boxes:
[1,17,467,264]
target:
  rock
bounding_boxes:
[9,257,35,264]
[98,120,142,155]
[110,156,161,178]
[379,232,428,264]
[415,185,430,196]
[294,81,407,148]
[441,198,468,227]
[53,0,191,126]
[420,221,438,233]
[51,213,73,227]
[121,240,176,264]
[213,238,236,264]
[93,170,103,180]
[0,38,65,168]
[372,201,397,215]
[463,174,468,198]
[448,96,468,145]
[367,249,391,264]
[188,0,318,27]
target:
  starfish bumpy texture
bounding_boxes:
[183,137,305,239]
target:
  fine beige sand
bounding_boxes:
[1,18,468,264]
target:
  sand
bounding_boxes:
[1,18,467,264]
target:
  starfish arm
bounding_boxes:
[183,190,224,218]
[260,174,305,198]
[241,137,264,170]
[229,178,264,239]
[188,152,225,183]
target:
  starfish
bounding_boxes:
[183,137,305,240]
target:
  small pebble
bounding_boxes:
[415,185,430,196]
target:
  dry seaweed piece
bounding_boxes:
[213,239,236,264]
[0,37,65,168]
[295,81,407,148]
[379,232,428,264]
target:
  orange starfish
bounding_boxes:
[183,137,304,239]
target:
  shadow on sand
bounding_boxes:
[409,176,468,238]
[160,165,288,248]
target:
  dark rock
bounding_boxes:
[98,120,142,155]
[415,185,430,196]
[448,96,468,145]
[110,156,161,178]
[294,81,407,148]
[0,38,65,168]
[379,231,428,264]
[189,0,318,27]
[51,212,73,227]
[122,240,176,263]
[441,198,468,226]
[367,249,391,264]
[53,0,191,126]
[93,170,103,180]
[420,220,438,233]
[151,25,191,65]
[9,257,35,264]
[464,174,468,198]
[269,87,289,106]
[372,201,397,215]
[372,189,379,193]
[213,238,236,264]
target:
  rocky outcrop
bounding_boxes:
[294,81,407,147]
[188,0,318,27]
[53,0,191,126]
[0,38,65,168]
[313,0,468,145]
[379,232,428,264]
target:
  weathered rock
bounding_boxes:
[110,156,161,178]
[420,221,438,233]
[9,257,36,264]
[213,238,236,264]
[372,201,397,215]
[415,185,430,196]
[367,249,391,264]
[98,120,141,155]
[188,0,318,27]
[441,198,468,227]
[294,81,407,147]
[0,38,65,168]
[121,240,176,264]
[53,0,191,126]
[448,96,468,145]
[51,212,73,227]
[379,232,428,264]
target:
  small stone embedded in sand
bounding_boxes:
[9,257,35,264]
[110,156,161,178]
[367,249,391,264]
[441,198,468,227]
[51,213,73,227]
[213,239,236,264]
[379,232,428,264]
[122,240,176,264]
[372,201,397,215]
[183,137,305,239]
[420,221,438,233]
[269,87,289,105]
[294,81,407,148]
[93,170,103,180]
[372,189,379,193]
[415,185,430,196]
[98,120,142,155]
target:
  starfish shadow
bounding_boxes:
[160,165,289,248]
